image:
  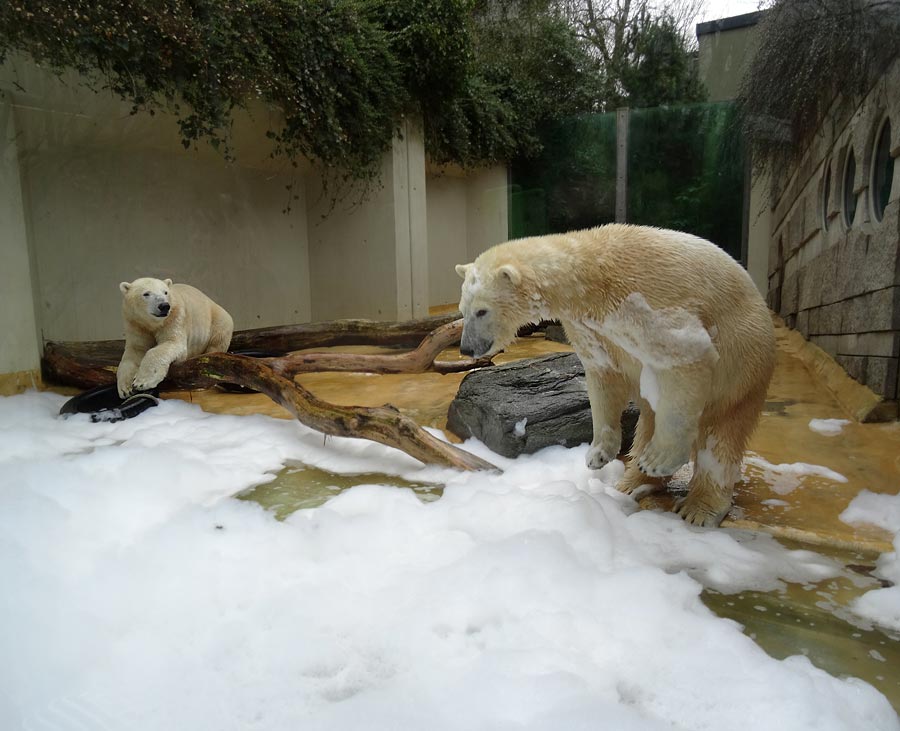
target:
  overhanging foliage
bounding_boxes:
[0,0,603,180]
[738,0,900,177]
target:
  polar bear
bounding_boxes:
[117,277,234,397]
[456,224,776,527]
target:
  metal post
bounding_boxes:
[615,107,629,224]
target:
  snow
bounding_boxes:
[743,454,848,495]
[639,365,660,411]
[514,417,528,437]
[696,436,740,488]
[840,490,900,632]
[809,418,851,437]
[597,293,719,369]
[2,390,898,730]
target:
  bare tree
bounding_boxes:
[553,0,705,108]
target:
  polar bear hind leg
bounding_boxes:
[636,363,710,478]
[675,385,766,527]
[617,400,667,496]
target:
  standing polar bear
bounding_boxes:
[117,277,234,397]
[456,224,775,527]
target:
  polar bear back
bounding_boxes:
[169,283,233,358]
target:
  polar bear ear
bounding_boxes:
[455,263,472,279]
[163,278,173,287]
[119,281,132,294]
[498,264,522,286]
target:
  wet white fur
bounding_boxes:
[456,224,776,527]
[117,277,234,397]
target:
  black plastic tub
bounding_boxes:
[59,384,161,423]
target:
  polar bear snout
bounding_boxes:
[154,302,171,317]
[460,329,493,359]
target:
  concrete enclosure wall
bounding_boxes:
[0,92,40,386]
[696,12,764,103]
[767,59,900,401]
[426,165,509,308]
[0,56,508,380]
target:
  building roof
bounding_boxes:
[696,10,765,37]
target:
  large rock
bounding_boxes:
[447,353,638,458]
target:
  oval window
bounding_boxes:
[822,164,831,231]
[843,149,857,227]
[872,118,894,222]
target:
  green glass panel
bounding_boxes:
[509,113,617,239]
[627,101,745,261]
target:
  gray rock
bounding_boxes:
[447,352,638,458]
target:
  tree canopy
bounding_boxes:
[738,0,900,177]
[0,0,705,179]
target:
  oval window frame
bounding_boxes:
[870,116,894,223]
[843,147,857,228]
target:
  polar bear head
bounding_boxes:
[120,277,174,326]
[455,260,533,359]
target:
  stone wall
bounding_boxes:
[767,58,900,402]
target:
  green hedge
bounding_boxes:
[0,0,600,180]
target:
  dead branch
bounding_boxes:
[180,352,497,472]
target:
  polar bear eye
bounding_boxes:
[476,309,488,318]
[142,292,150,297]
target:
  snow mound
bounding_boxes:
[1,391,896,730]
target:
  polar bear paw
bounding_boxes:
[116,366,138,398]
[131,365,167,393]
[674,493,731,527]
[585,426,621,470]
[637,435,690,478]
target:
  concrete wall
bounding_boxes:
[696,12,764,103]
[2,56,312,343]
[426,165,510,308]
[767,59,900,402]
[0,92,41,385]
[307,117,429,322]
[465,166,509,262]
[0,55,509,382]
[427,172,468,308]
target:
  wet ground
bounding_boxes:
[161,318,900,710]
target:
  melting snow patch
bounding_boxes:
[514,418,528,438]
[841,490,900,632]
[809,418,851,437]
[1,391,897,730]
[743,454,848,495]
[639,366,660,411]
[597,292,719,368]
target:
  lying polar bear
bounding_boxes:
[117,277,234,397]
[456,224,775,527]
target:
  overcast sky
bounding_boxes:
[695,0,766,25]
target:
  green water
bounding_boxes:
[236,463,442,520]
[702,556,900,712]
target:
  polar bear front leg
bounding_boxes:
[117,347,143,398]
[131,341,187,392]
[584,368,630,470]
[637,365,708,478]
[117,328,155,397]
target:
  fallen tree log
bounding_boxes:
[177,352,497,472]
[42,313,464,389]
[264,320,489,378]
[44,316,498,472]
